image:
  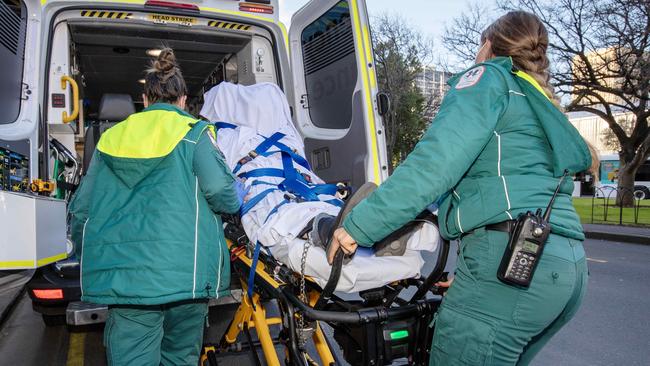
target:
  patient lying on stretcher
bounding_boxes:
[200,82,440,292]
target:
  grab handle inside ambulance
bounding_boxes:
[60,76,79,123]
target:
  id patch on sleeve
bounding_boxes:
[455,66,485,90]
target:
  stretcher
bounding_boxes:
[200,213,450,366]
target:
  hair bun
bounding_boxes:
[152,48,177,74]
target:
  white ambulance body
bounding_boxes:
[0,0,388,269]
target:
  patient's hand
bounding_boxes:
[328,228,358,264]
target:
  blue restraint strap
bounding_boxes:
[247,241,263,301]
[215,121,237,130]
[240,188,277,216]
[233,132,286,174]
[227,128,344,296]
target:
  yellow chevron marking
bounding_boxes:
[207,20,251,31]
[80,10,132,19]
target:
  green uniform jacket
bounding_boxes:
[69,103,241,305]
[344,57,591,245]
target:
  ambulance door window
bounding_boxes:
[289,0,388,188]
[300,1,356,130]
[0,0,27,124]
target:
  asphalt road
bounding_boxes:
[0,238,648,365]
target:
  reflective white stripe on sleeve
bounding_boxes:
[79,218,89,297]
[494,131,513,218]
[193,178,199,299]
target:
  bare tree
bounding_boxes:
[444,0,650,205]
[371,13,438,169]
[441,2,492,68]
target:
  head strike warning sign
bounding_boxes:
[147,14,197,26]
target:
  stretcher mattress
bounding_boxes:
[269,221,440,292]
[200,82,441,292]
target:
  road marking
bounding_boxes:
[587,257,608,263]
[66,332,85,366]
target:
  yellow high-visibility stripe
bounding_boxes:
[362,25,377,89]
[37,252,68,267]
[97,110,194,159]
[1,252,68,268]
[350,0,381,184]
[0,260,35,268]
[515,70,551,101]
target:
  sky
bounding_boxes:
[278,0,480,58]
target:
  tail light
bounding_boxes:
[239,2,274,14]
[32,289,64,300]
[145,1,200,12]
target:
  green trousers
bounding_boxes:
[430,228,588,365]
[104,301,208,366]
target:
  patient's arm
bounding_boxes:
[193,130,241,214]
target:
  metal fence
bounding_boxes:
[591,187,646,225]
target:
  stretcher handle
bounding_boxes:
[409,238,451,304]
[313,248,344,310]
[61,76,79,123]
[283,286,435,324]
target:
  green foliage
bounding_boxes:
[390,88,428,164]
[371,13,435,170]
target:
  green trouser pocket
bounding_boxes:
[513,254,577,327]
[430,307,497,366]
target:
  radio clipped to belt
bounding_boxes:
[497,170,569,288]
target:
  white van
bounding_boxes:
[1,0,388,261]
[0,0,389,323]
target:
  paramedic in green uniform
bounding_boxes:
[329,12,599,365]
[69,48,243,366]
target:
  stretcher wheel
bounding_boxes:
[200,346,218,366]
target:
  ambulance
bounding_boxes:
[0,0,389,325]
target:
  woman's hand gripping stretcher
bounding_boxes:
[200,82,442,292]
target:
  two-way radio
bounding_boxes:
[497,170,569,288]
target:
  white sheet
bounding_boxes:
[200,82,440,292]
[270,222,440,292]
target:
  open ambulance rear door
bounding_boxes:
[289,0,388,190]
[1,0,67,271]
[0,0,42,182]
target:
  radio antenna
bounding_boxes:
[543,169,570,222]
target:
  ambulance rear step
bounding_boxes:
[66,301,108,326]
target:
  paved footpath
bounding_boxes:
[583,224,650,244]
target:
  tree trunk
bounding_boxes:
[616,162,636,207]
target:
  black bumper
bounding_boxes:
[26,265,81,316]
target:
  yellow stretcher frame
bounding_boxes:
[200,241,336,366]
[201,218,449,366]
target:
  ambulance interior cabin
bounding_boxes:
[47,10,278,172]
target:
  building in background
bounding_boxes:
[567,109,635,156]
[571,48,628,106]
[415,66,451,119]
